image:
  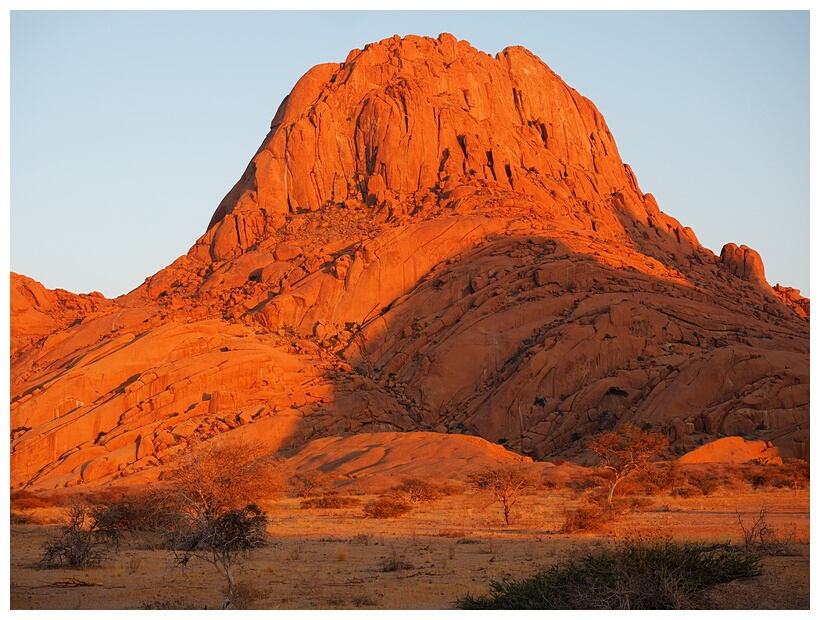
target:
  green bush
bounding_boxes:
[457,538,762,609]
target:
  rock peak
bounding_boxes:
[198,33,658,264]
[11,34,808,491]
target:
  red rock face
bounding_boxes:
[10,34,809,490]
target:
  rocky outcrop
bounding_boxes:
[719,243,767,284]
[10,272,111,356]
[284,431,534,493]
[772,284,810,319]
[9,34,809,490]
[677,436,783,465]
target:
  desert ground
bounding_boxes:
[9,468,810,610]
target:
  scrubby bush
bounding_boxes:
[561,504,617,533]
[11,489,71,510]
[363,497,412,519]
[11,490,54,510]
[392,477,440,503]
[290,470,331,499]
[737,507,798,556]
[745,459,809,491]
[457,538,762,609]
[88,489,183,545]
[380,549,413,572]
[38,501,108,569]
[682,467,721,496]
[138,593,195,610]
[300,495,360,509]
[671,485,702,498]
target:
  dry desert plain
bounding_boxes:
[9,462,810,610]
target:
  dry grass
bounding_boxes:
[10,473,809,610]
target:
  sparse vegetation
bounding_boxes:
[392,477,440,503]
[737,506,797,556]
[561,504,617,533]
[380,549,414,572]
[11,455,809,610]
[37,501,109,569]
[588,424,669,504]
[229,580,272,610]
[300,494,360,509]
[458,538,763,609]
[159,437,278,605]
[138,593,195,610]
[364,497,412,519]
[290,470,331,499]
[467,466,534,525]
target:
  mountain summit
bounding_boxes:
[10,34,808,489]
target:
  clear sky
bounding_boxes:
[10,9,810,298]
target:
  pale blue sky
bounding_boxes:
[10,10,810,298]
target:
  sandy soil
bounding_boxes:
[9,486,809,610]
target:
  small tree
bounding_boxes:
[171,503,268,599]
[290,469,330,499]
[588,423,669,504]
[161,437,281,607]
[393,477,439,504]
[467,466,534,525]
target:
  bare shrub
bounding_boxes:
[300,495,359,509]
[737,506,797,556]
[380,548,413,572]
[138,593,195,610]
[290,469,331,499]
[392,477,440,503]
[128,556,143,574]
[88,488,183,547]
[37,501,108,569]
[561,504,617,533]
[436,528,467,538]
[364,497,412,519]
[228,580,272,610]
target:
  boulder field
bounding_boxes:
[10,33,808,490]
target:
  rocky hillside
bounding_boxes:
[10,34,809,490]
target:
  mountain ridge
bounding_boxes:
[10,33,809,490]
